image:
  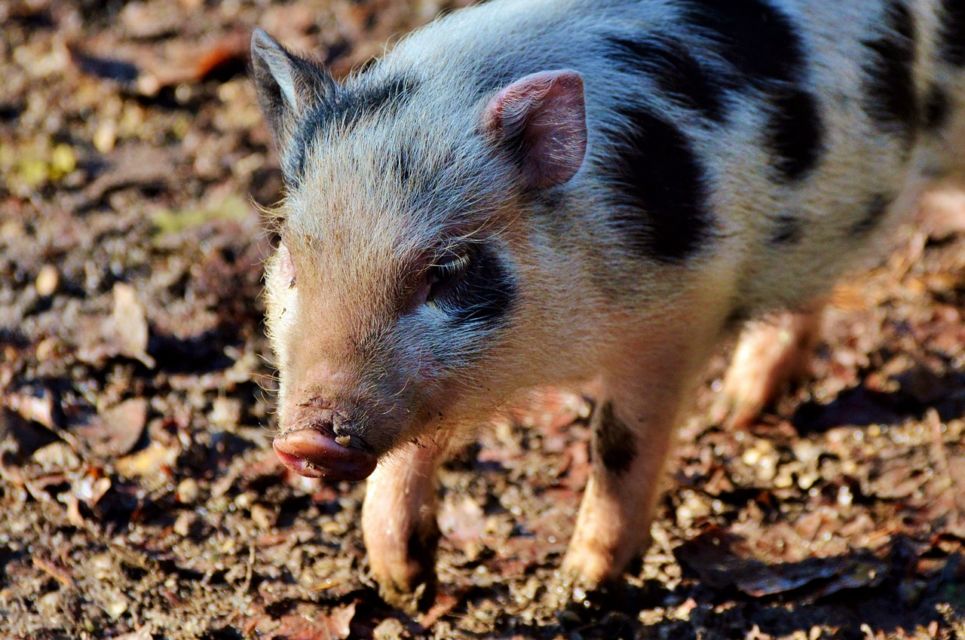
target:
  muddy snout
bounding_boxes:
[273,407,378,481]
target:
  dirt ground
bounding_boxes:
[1,1,963,638]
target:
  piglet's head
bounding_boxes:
[251,29,587,481]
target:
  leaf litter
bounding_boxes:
[0,1,962,638]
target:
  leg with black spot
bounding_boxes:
[712,305,824,429]
[561,332,711,591]
[362,437,448,612]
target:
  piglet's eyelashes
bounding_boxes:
[425,247,474,306]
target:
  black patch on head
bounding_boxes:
[768,89,824,182]
[683,0,804,85]
[605,36,726,121]
[851,194,892,235]
[939,0,965,66]
[861,2,919,145]
[602,107,712,263]
[437,244,516,327]
[923,85,951,132]
[286,76,417,180]
[770,212,803,244]
[594,402,636,475]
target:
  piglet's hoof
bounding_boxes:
[376,577,436,616]
[368,524,440,615]
[546,568,600,610]
[273,427,377,481]
[546,568,630,616]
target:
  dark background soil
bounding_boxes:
[0,1,963,638]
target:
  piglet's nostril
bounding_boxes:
[289,399,353,434]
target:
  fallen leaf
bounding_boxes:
[115,441,177,479]
[74,398,148,457]
[78,284,158,368]
[68,45,139,84]
[439,494,486,557]
[4,387,59,430]
[110,284,155,368]
[676,529,887,600]
[267,602,356,640]
[419,590,463,628]
[72,144,174,210]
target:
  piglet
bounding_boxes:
[252,0,965,608]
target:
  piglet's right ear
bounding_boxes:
[250,28,335,147]
[483,70,587,190]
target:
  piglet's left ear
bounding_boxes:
[482,70,587,190]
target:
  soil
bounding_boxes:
[0,1,963,638]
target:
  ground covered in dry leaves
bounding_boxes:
[1,1,963,638]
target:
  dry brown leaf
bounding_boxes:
[74,398,148,457]
[439,494,486,559]
[111,284,155,368]
[267,602,356,640]
[115,441,178,479]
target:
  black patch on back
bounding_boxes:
[439,244,516,327]
[768,89,824,181]
[684,0,824,182]
[683,0,804,84]
[923,84,951,132]
[939,0,965,66]
[851,194,892,235]
[861,2,919,145]
[605,36,726,121]
[594,402,636,475]
[286,76,417,180]
[770,212,803,244]
[603,107,711,263]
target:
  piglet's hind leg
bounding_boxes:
[712,307,823,429]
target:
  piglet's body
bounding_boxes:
[252,0,965,608]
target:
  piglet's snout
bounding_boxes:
[273,407,378,481]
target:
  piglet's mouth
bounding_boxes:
[273,427,378,481]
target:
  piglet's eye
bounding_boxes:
[426,248,472,304]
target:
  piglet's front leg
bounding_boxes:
[562,330,712,594]
[362,437,447,612]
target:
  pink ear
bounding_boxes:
[483,70,587,189]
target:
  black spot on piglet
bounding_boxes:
[938,0,965,66]
[861,2,919,145]
[923,85,951,133]
[605,36,726,122]
[287,76,417,180]
[768,89,824,182]
[603,108,712,263]
[439,244,516,328]
[851,194,892,236]
[770,212,803,245]
[594,402,636,475]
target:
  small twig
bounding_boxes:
[32,555,75,588]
